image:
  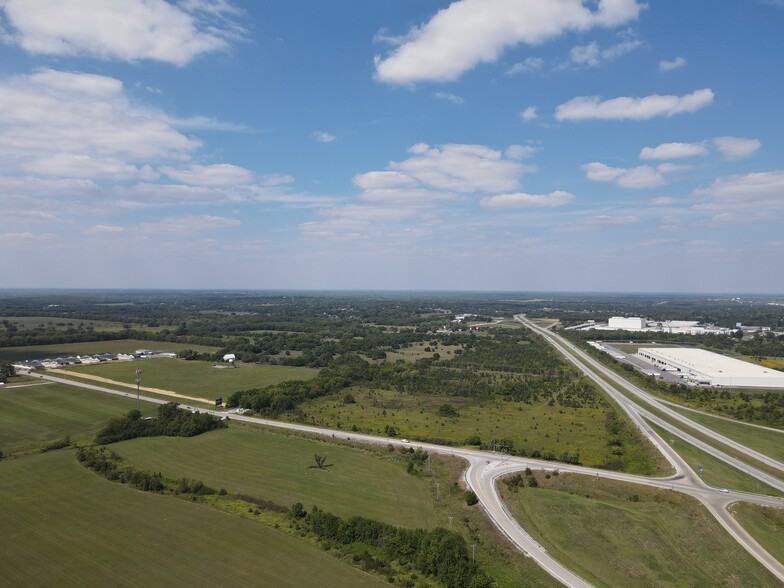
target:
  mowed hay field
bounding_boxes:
[501,474,780,587]
[111,426,440,528]
[0,382,157,455]
[0,339,219,362]
[64,358,318,399]
[0,451,385,588]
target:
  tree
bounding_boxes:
[0,361,14,383]
[464,490,479,506]
[313,453,328,469]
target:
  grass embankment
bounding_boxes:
[648,422,783,497]
[110,426,438,528]
[63,358,318,400]
[0,339,219,362]
[501,473,780,587]
[665,404,784,462]
[298,387,665,475]
[0,381,157,456]
[730,503,784,566]
[0,450,385,588]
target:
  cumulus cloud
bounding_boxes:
[390,143,532,193]
[712,136,761,160]
[640,142,708,160]
[161,163,254,186]
[505,144,539,160]
[692,170,784,211]
[480,190,574,209]
[506,56,543,75]
[312,131,336,143]
[0,0,242,65]
[582,162,669,188]
[374,0,645,84]
[659,56,686,71]
[556,88,714,121]
[0,69,200,162]
[353,171,419,190]
[433,91,465,105]
[649,196,678,206]
[520,106,538,122]
[565,30,641,68]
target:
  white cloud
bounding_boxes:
[692,170,784,211]
[260,174,295,186]
[480,190,574,209]
[582,162,667,188]
[390,143,532,193]
[20,153,153,180]
[161,163,253,186]
[640,142,708,160]
[506,56,543,75]
[649,196,677,206]
[712,136,761,160]
[659,56,686,71]
[505,145,539,160]
[83,224,127,235]
[433,91,465,105]
[520,106,538,122]
[0,69,200,162]
[353,171,418,190]
[566,31,641,68]
[556,88,714,121]
[312,131,336,143]
[0,0,241,65]
[374,0,645,84]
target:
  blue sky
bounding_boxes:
[1,0,783,292]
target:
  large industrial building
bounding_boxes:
[637,347,784,388]
[608,316,646,330]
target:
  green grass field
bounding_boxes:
[665,404,784,461]
[0,381,157,455]
[63,358,318,399]
[0,450,386,588]
[0,339,219,362]
[110,426,439,528]
[501,473,780,587]
[648,422,783,497]
[297,387,666,475]
[730,503,784,566]
[0,316,128,331]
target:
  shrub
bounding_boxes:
[464,490,479,506]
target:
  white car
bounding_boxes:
[400,438,409,443]
[719,488,729,493]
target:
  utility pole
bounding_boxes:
[472,544,476,562]
[435,480,441,501]
[135,369,142,411]
[448,516,453,530]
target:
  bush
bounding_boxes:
[464,490,479,506]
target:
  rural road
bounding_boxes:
[24,346,784,587]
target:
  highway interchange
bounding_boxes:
[26,319,784,587]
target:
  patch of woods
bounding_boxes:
[94,402,226,445]
[294,505,492,588]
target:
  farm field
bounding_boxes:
[664,404,784,461]
[63,358,318,399]
[0,316,128,331]
[501,473,780,588]
[0,381,157,455]
[731,503,784,566]
[383,341,464,363]
[297,387,667,475]
[648,422,782,496]
[110,426,439,528]
[0,450,385,588]
[0,339,219,362]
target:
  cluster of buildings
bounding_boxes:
[12,349,173,372]
[570,316,773,336]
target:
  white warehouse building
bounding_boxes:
[637,347,784,388]
[608,316,646,330]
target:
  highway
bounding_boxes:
[25,349,784,587]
